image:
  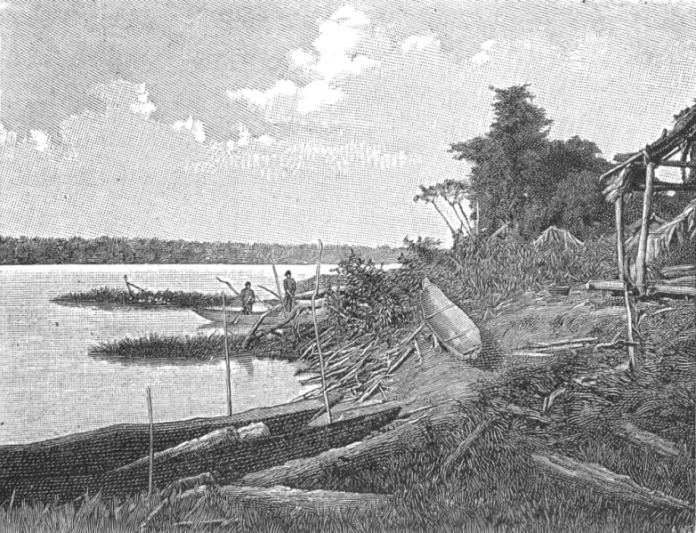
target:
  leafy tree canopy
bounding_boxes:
[448,85,613,240]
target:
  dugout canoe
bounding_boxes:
[0,395,340,504]
[6,405,400,502]
[192,306,328,325]
[421,278,482,360]
[98,405,401,498]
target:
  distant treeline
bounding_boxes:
[0,236,403,265]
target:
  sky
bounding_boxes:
[0,0,694,246]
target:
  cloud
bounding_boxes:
[401,35,441,53]
[89,80,157,118]
[298,80,343,114]
[330,5,369,27]
[231,5,377,122]
[471,39,496,65]
[130,83,156,117]
[30,130,49,151]
[256,134,275,146]
[172,116,206,143]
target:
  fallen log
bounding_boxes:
[148,483,391,527]
[648,283,696,298]
[218,485,393,513]
[440,418,490,475]
[532,452,693,512]
[661,264,695,279]
[309,401,403,427]
[242,409,461,489]
[616,421,681,458]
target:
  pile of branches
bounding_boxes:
[295,323,424,404]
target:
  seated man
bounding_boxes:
[240,282,256,315]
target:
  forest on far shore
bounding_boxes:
[0,236,403,265]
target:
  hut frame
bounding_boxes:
[600,105,696,296]
[598,105,695,371]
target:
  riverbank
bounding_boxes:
[2,241,694,532]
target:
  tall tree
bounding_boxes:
[450,85,552,235]
[448,85,612,239]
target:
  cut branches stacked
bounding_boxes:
[296,323,425,404]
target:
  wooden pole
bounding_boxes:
[271,259,288,318]
[146,387,154,499]
[222,292,232,416]
[635,161,655,295]
[312,240,332,424]
[475,199,480,236]
[615,195,636,372]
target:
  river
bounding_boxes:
[0,264,332,445]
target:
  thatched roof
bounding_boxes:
[601,104,696,202]
[533,226,583,248]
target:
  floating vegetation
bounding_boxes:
[90,333,248,360]
[54,288,244,308]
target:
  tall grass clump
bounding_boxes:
[54,288,243,308]
[403,236,615,310]
[90,334,247,361]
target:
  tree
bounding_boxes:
[450,85,552,236]
[449,85,612,239]
[414,180,476,237]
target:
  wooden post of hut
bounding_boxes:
[634,160,656,295]
[614,191,636,371]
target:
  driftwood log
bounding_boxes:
[242,408,461,489]
[218,485,393,513]
[615,421,681,458]
[146,483,392,528]
[532,452,692,512]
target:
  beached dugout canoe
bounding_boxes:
[421,278,482,360]
[0,395,340,503]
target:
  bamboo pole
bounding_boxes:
[146,387,154,499]
[222,292,232,416]
[312,240,332,424]
[615,195,636,371]
[475,199,480,236]
[635,161,655,295]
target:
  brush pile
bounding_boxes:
[295,324,425,404]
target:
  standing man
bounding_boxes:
[240,282,256,315]
[283,270,297,312]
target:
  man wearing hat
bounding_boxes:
[283,270,297,312]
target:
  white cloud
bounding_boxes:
[172,116,206,143]
[298,80,343,114]
[237,123,251,147]
[130,83,156,117]
[330,5,369,27]
[471,39,496,66]
[228,79,298,111]
[30,130,49,151]
[298,11,378,83]
[401,35,441,53]
[256,134,275,146]
[231,5,376,119]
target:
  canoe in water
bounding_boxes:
[421,278,482,360]
[192,306,328,326]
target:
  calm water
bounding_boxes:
[0,264,331,445]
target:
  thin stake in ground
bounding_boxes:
[313,239,332,424]
[146,387,154,499]
[222,291,232,416]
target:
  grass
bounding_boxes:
[8,236,694,532]
[54,287,239,308]
[89,334,250,361]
